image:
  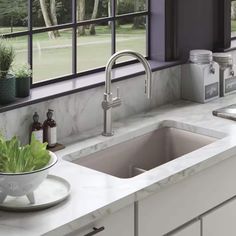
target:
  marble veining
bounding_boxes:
[2,94,236,235]
[0,66,180,144]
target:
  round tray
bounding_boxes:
[0,175,70,212]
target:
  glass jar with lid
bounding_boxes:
[213,53,236,97]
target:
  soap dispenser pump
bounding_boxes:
[31,112,43,143]
[43,109,57,148]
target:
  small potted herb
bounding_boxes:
[14,64,32,98]
[0,39,15,104]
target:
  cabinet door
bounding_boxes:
[202,198,236,236]
[168,221,200,236]
[138,155,236,235]
[67,204,134,236]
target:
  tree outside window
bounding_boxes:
[0,0,148,85]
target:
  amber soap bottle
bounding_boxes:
[43,109,57,148]
[31,112,43,143]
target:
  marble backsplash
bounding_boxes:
[230,50,236,63]
[0,66,181,144]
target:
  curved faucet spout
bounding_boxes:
[105,50,152,98]
[102,50,152,136]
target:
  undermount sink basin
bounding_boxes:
[68,123,218,179]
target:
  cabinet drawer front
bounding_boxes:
[202,198,236,236]
[67,204,134,236]
[138,155,236,235]
[168,221,200,236]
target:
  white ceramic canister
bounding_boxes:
[182,50,220,103]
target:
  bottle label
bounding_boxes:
[32,130,43,143]
[48,127,57,147]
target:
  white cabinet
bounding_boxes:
[202,198,236,236]
[67,155,236,236]
[138,155,236,235]
[168,221,201,236]
[67,204,134,236]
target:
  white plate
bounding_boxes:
[0,175,70,212]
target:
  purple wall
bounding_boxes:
[150,0,231,61]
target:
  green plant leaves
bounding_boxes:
[13,63,32,79]
[29,134,50,170]
[0,39,15,79]
[0,134,50,173]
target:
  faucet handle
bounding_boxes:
[112,87,122,107]
[144,79,147,94]
[116,87,120,98]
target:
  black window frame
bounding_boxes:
[1,0,150,88]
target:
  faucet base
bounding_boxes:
[102,131,114,137]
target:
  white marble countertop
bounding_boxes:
[2,95,236,236]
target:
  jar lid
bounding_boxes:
[213,53,233,67]
[189,50,213,64]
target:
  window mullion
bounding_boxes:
[111,0,116,55]
[147,0,150,58]
[28,0,33,86]
[72,0,77,75]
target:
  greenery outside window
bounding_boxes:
[0,0,149,87]
[231,0,236,38]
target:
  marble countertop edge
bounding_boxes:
[3,97,236,235]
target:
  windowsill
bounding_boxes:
[0,60,181,113]
[224,39,236,52]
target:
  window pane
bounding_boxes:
[116,16,147,63]
[33,0,72,28]
[117,0,147,15]
[77,22,111,72]
[33,29,72,83]
[9,36,28,67]
[77,0,109,23]
[0,0,150,85]
[0,0,28,35]
[232,1,236,37]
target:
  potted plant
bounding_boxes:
[0,39,15,104]
[14,64,32,98]
[0,134,57,204]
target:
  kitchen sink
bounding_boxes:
[67,124,218,178]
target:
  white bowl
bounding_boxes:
[0,151,57,204]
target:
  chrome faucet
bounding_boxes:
[102,50,152,136]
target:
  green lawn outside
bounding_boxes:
[1,25,146,83]
[0,27,28,35]
[232,20,236,32]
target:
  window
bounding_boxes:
[0,0,149,87]
[232,0,236,38]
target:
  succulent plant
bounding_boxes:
[13,63,32,79]
[0,39,15,79]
